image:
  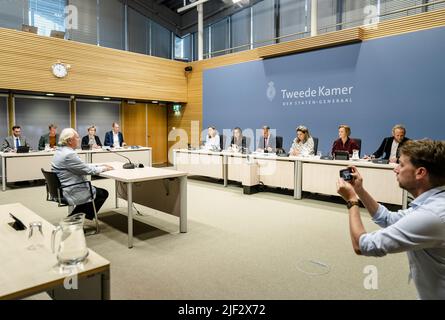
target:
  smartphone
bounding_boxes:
[339,168,353,181]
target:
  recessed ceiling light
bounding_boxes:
[46,93,55,96]
[152,101,158,104]
[104,97,111,100]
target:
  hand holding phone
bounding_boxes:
[339,168,353,181]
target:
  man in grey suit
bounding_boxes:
[52,128,114,220]
[1,125,30,151]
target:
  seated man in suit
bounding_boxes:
[1,125,30,152]
[256,125,276,153]
[104,122,126,148]
[52,128,114,220]
[81,125,102,149]
[38,124,59,150]
[371,124,410,163]
[229,127,247,152]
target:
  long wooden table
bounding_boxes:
[0,203,110,300]
[0,147,152,191]
[173,149,408,207]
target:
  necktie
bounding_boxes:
[15,138,20,149]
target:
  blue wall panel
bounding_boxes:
[203,27,445,155]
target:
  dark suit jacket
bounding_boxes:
[104,131,124,147]
[257,134,276,151]
[81,135,102,147]
[230,136,247,149]
[373,137,410,160]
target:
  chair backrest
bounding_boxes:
[276,136,283,150]
[312,137,319,154]
[41,169,62,201]
[351,138,362,156]
[219,134,226,150]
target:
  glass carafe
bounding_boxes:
[51,213,89,265]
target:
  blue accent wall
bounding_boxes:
[203,26,445,155]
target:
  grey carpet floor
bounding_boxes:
[0,178,418,300]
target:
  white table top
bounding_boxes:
[82,147,152,154]
[0,147,151,159]
[0,203,110,300]
[174,149,397,169]
[0,150,88,158]
[100,162,187,183]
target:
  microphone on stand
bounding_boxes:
[106,149,136,169]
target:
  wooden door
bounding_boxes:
[147,104,167,165]
[122,102,146,146]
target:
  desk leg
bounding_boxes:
[294,160,302,200]
[127,182,133,248]
[2,157,5,192]
[115,180,119,208]
[102,268,111,300]
[223,157,228,187]
[180,176,188,233]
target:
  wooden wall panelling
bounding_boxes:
[122,101,147,147]
[0,28,187,102]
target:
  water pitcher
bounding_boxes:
[51,213,89,265]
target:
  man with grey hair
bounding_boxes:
[371,124,410,162]
[52,128,114,220]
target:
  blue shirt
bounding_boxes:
[359,185,445,299]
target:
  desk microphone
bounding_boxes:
[106,149,136,169]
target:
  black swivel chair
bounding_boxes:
[219,134,226,151]
[41,169,99,234]
[275,136,286,154]
[312,137,319,155]
[351,138,362,157]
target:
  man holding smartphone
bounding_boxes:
[336,139,445,299]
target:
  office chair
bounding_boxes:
[275,136,286,155]
[41,169,99,235]
[312,137,319,155]
[219,134,226,150]
[351,138,362,157]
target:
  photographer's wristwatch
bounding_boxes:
[346,200,360,209]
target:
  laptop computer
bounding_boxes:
[16,146,30,153]
[334,151,349,160]
[81,145,92,151]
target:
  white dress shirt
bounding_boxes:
[359,186,445,299]
[113,133,120,147]
[390,140,400,159]
[204,134,220,150]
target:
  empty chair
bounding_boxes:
[219,134,226,150]
[275,136,286,154]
